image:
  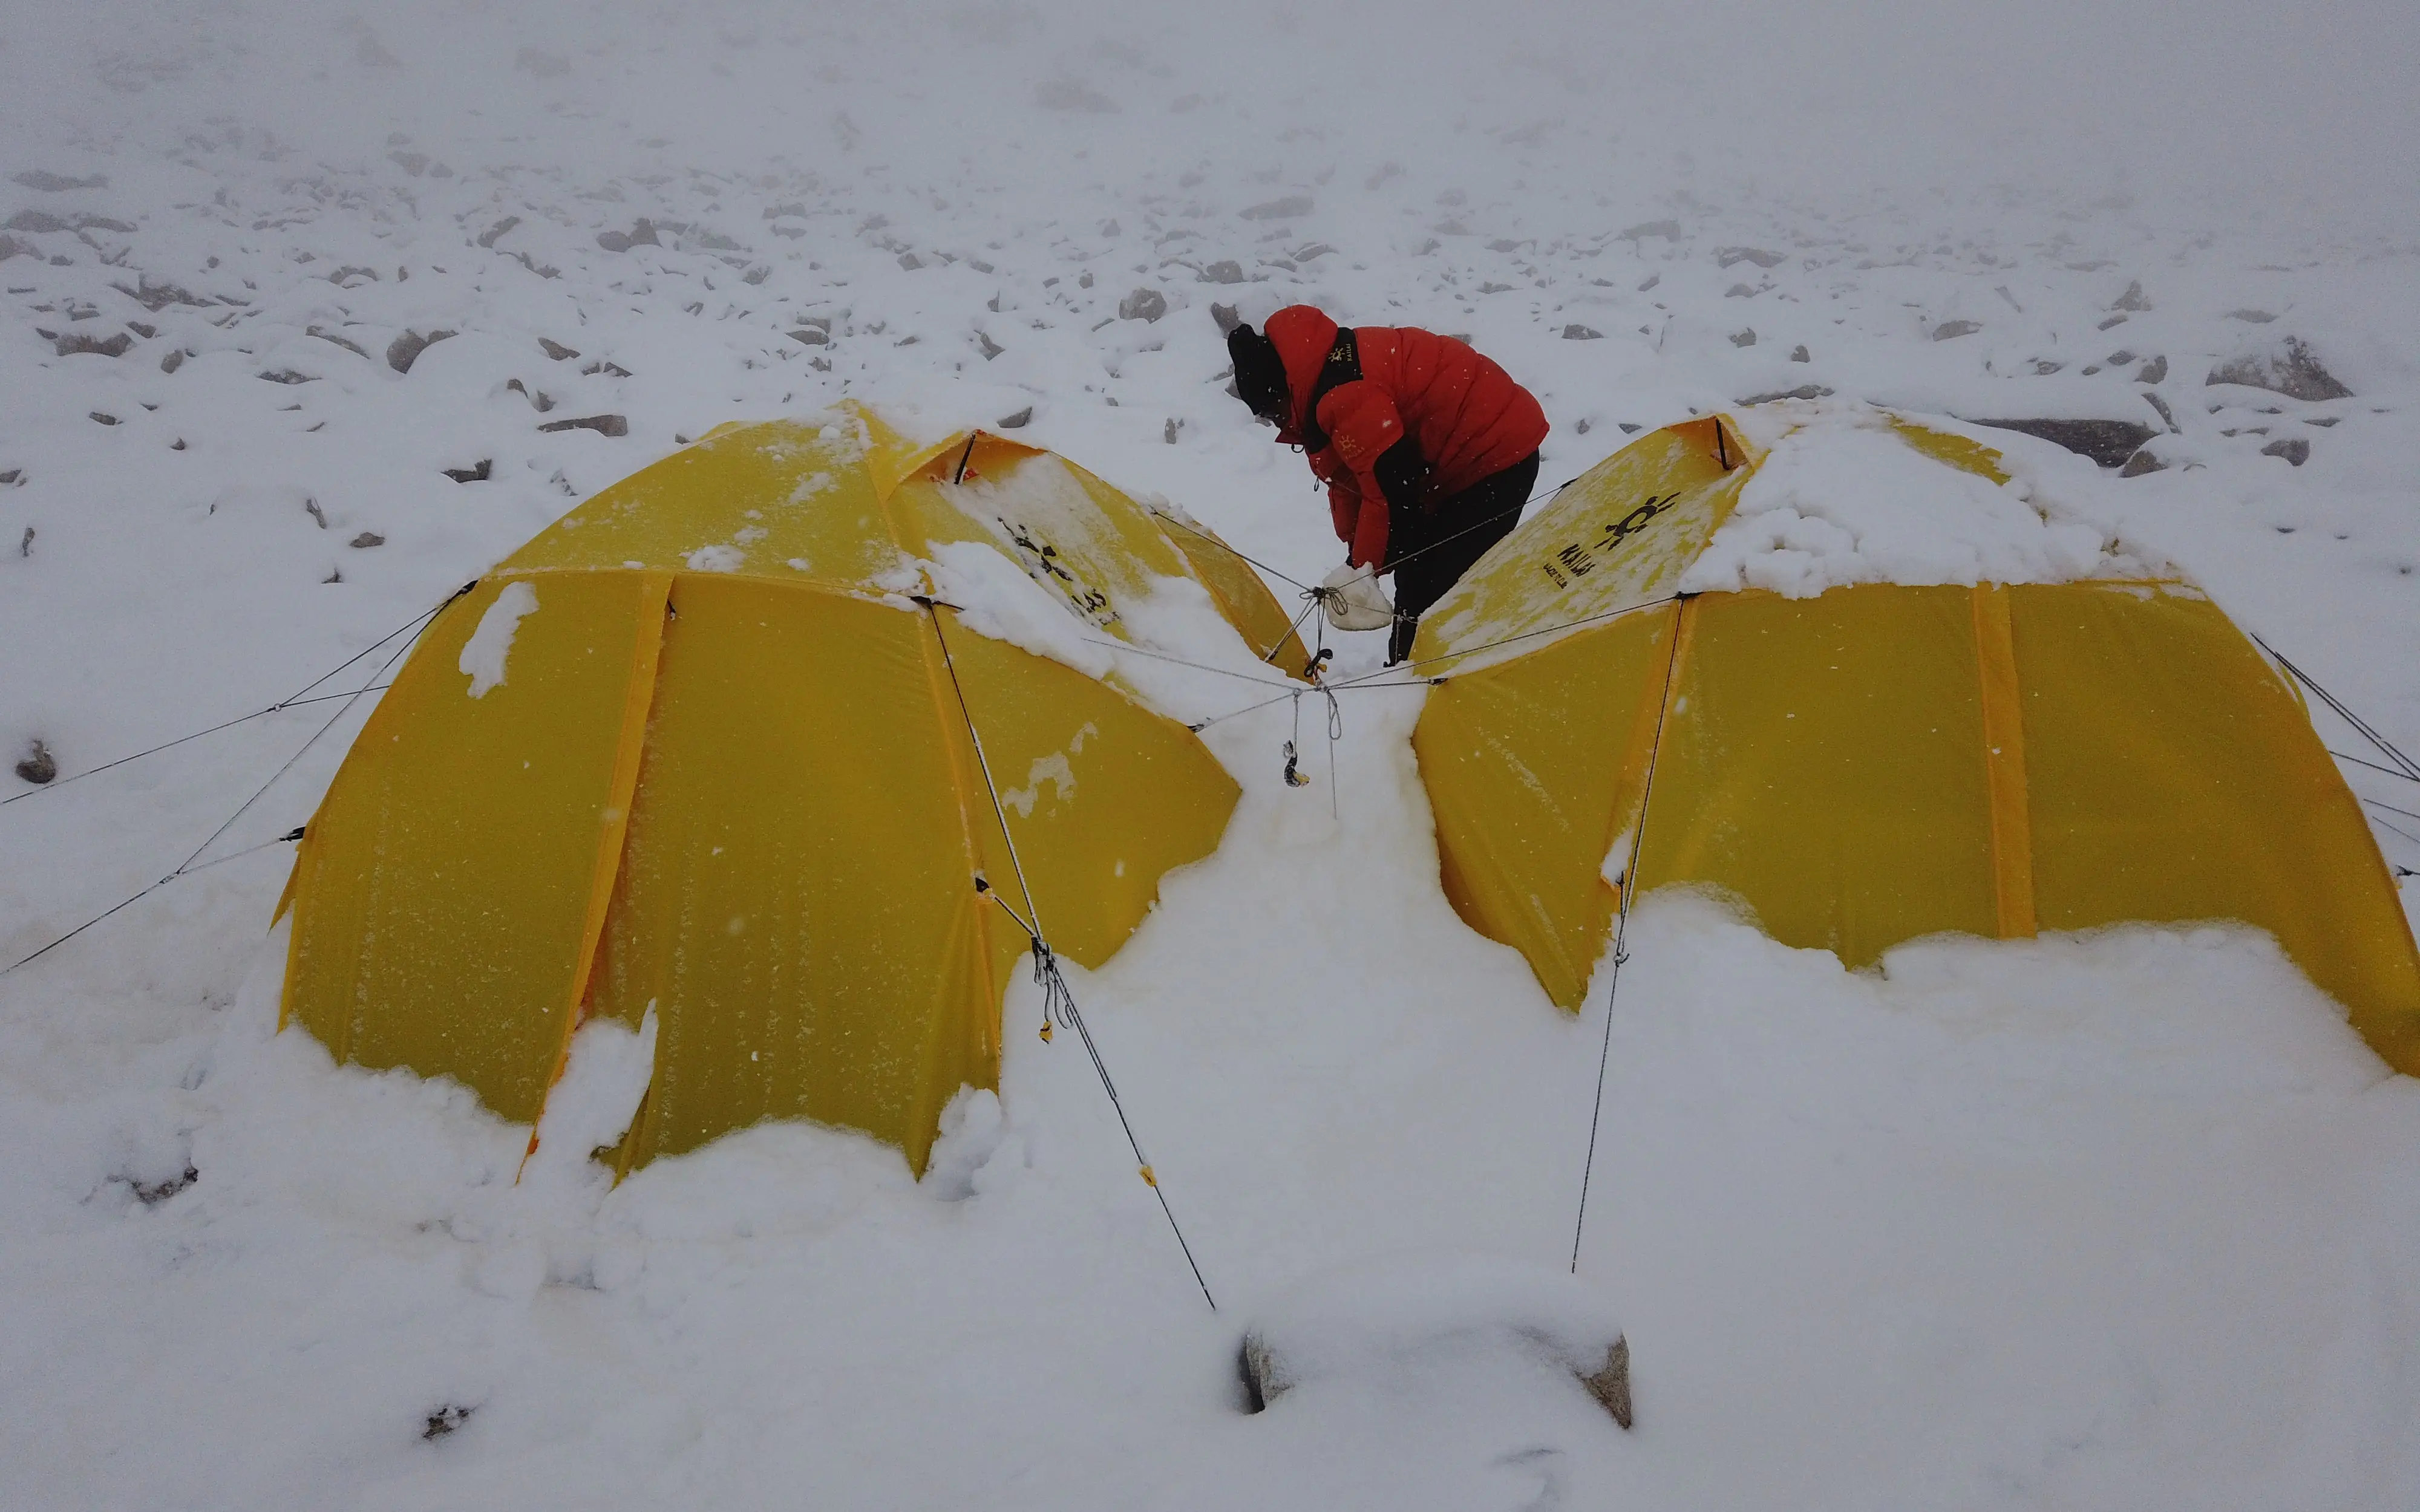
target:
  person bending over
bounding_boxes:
[1228,304,1548,663]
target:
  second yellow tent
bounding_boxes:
[1411,411,2420,1075]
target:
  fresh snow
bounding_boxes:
[4,1,2419,1508]
[456,579,538,697]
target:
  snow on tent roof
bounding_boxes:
[1416,403,2172,678]
[1408,408,2420,1075]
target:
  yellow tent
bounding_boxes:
[279,405,1297,1174]
[1411,412,2420,1074]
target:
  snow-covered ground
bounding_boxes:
[4,2,2419,1507]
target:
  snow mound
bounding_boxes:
[1683,406,2165,597]
[1242,1253,1629,1422]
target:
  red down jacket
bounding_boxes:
[1264,304,1548,569]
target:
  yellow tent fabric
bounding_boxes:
[1411,414,2420,1074]
[280,405,1284,1173]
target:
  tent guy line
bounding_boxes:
[0,587,468,808]
[924,599,1219,1312]
[2,623,433,979]
[2255,633,2420,783]
[1570,595,1691,1274]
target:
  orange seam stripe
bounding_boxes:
[1972,584,2038,939]
[523,570,675,1166]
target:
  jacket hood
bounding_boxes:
[1264,304,1341,440]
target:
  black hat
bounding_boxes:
[1227,322,1289,422]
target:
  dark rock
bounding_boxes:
[2143,393,2180,432]
[79,217,135,234]
[2228,308,2276,324]
[2207,337,2352,401]
[1931,320,1983,341]
[15,739,54,784]
[0,234,33,261]
[388,151,430,176]
[539,414,629,438]
[2137,355,2168,385]
[53,331,131,357]
[1240,195,1313,221]
[976,331,1004,360]
[477,216,521,248]
[1725,284,1757,298]
[349,531,385,548]
[539,337,580,361]
[443,460,492,483]
[1581,1337,1633,1429]
[1739,384,1834,405]
[2108,350,2137,365]
[1967,417,2156,469]
[160,349,185,374]
[2119,448,2167,477]
[996,406,1034,429]
[258,369,313,385]
[1790,345,1811,363]
[18,525,30,556]
[583,360,633,378]
[2098,314,2129,330]
[302,498,327,529]
[1716,246,1784,269]
[126,321,154,338]
[897,252,923,271]
[5,210,71,234]
[2033,360,2064,375]
[505,379,554,412]
[2261,437,2311,466]
[1165,418,1183,443]
[786,327,828,346]
[595,219,660,253]
[386,328,455,374]
[114,277,208,311]
[1210,302,1241,335]
[1200,259,1244,284]
[1618,423,1643,434]
[89,411,118,425]
[13,170,107,191]
[2111,280,2151,312]
[1118,288,1168,322]
[1574,418,1592,435]
[1562,324,1603,340]
[422,1404,476,1440]
[308,325,369,359]
[1730,329,1756,348]
[1622,220,1682,241]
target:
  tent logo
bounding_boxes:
[1539,492,1678,588]
[999,515,1119,628]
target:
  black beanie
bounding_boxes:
[1228,322,1289,422]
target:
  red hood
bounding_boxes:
[1263,304,1339,441]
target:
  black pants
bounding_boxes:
[1384,451,1540,663]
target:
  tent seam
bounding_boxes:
[522,570,674,1171]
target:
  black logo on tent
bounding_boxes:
[1539,492,1679,588]
[999,515,1118,628]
